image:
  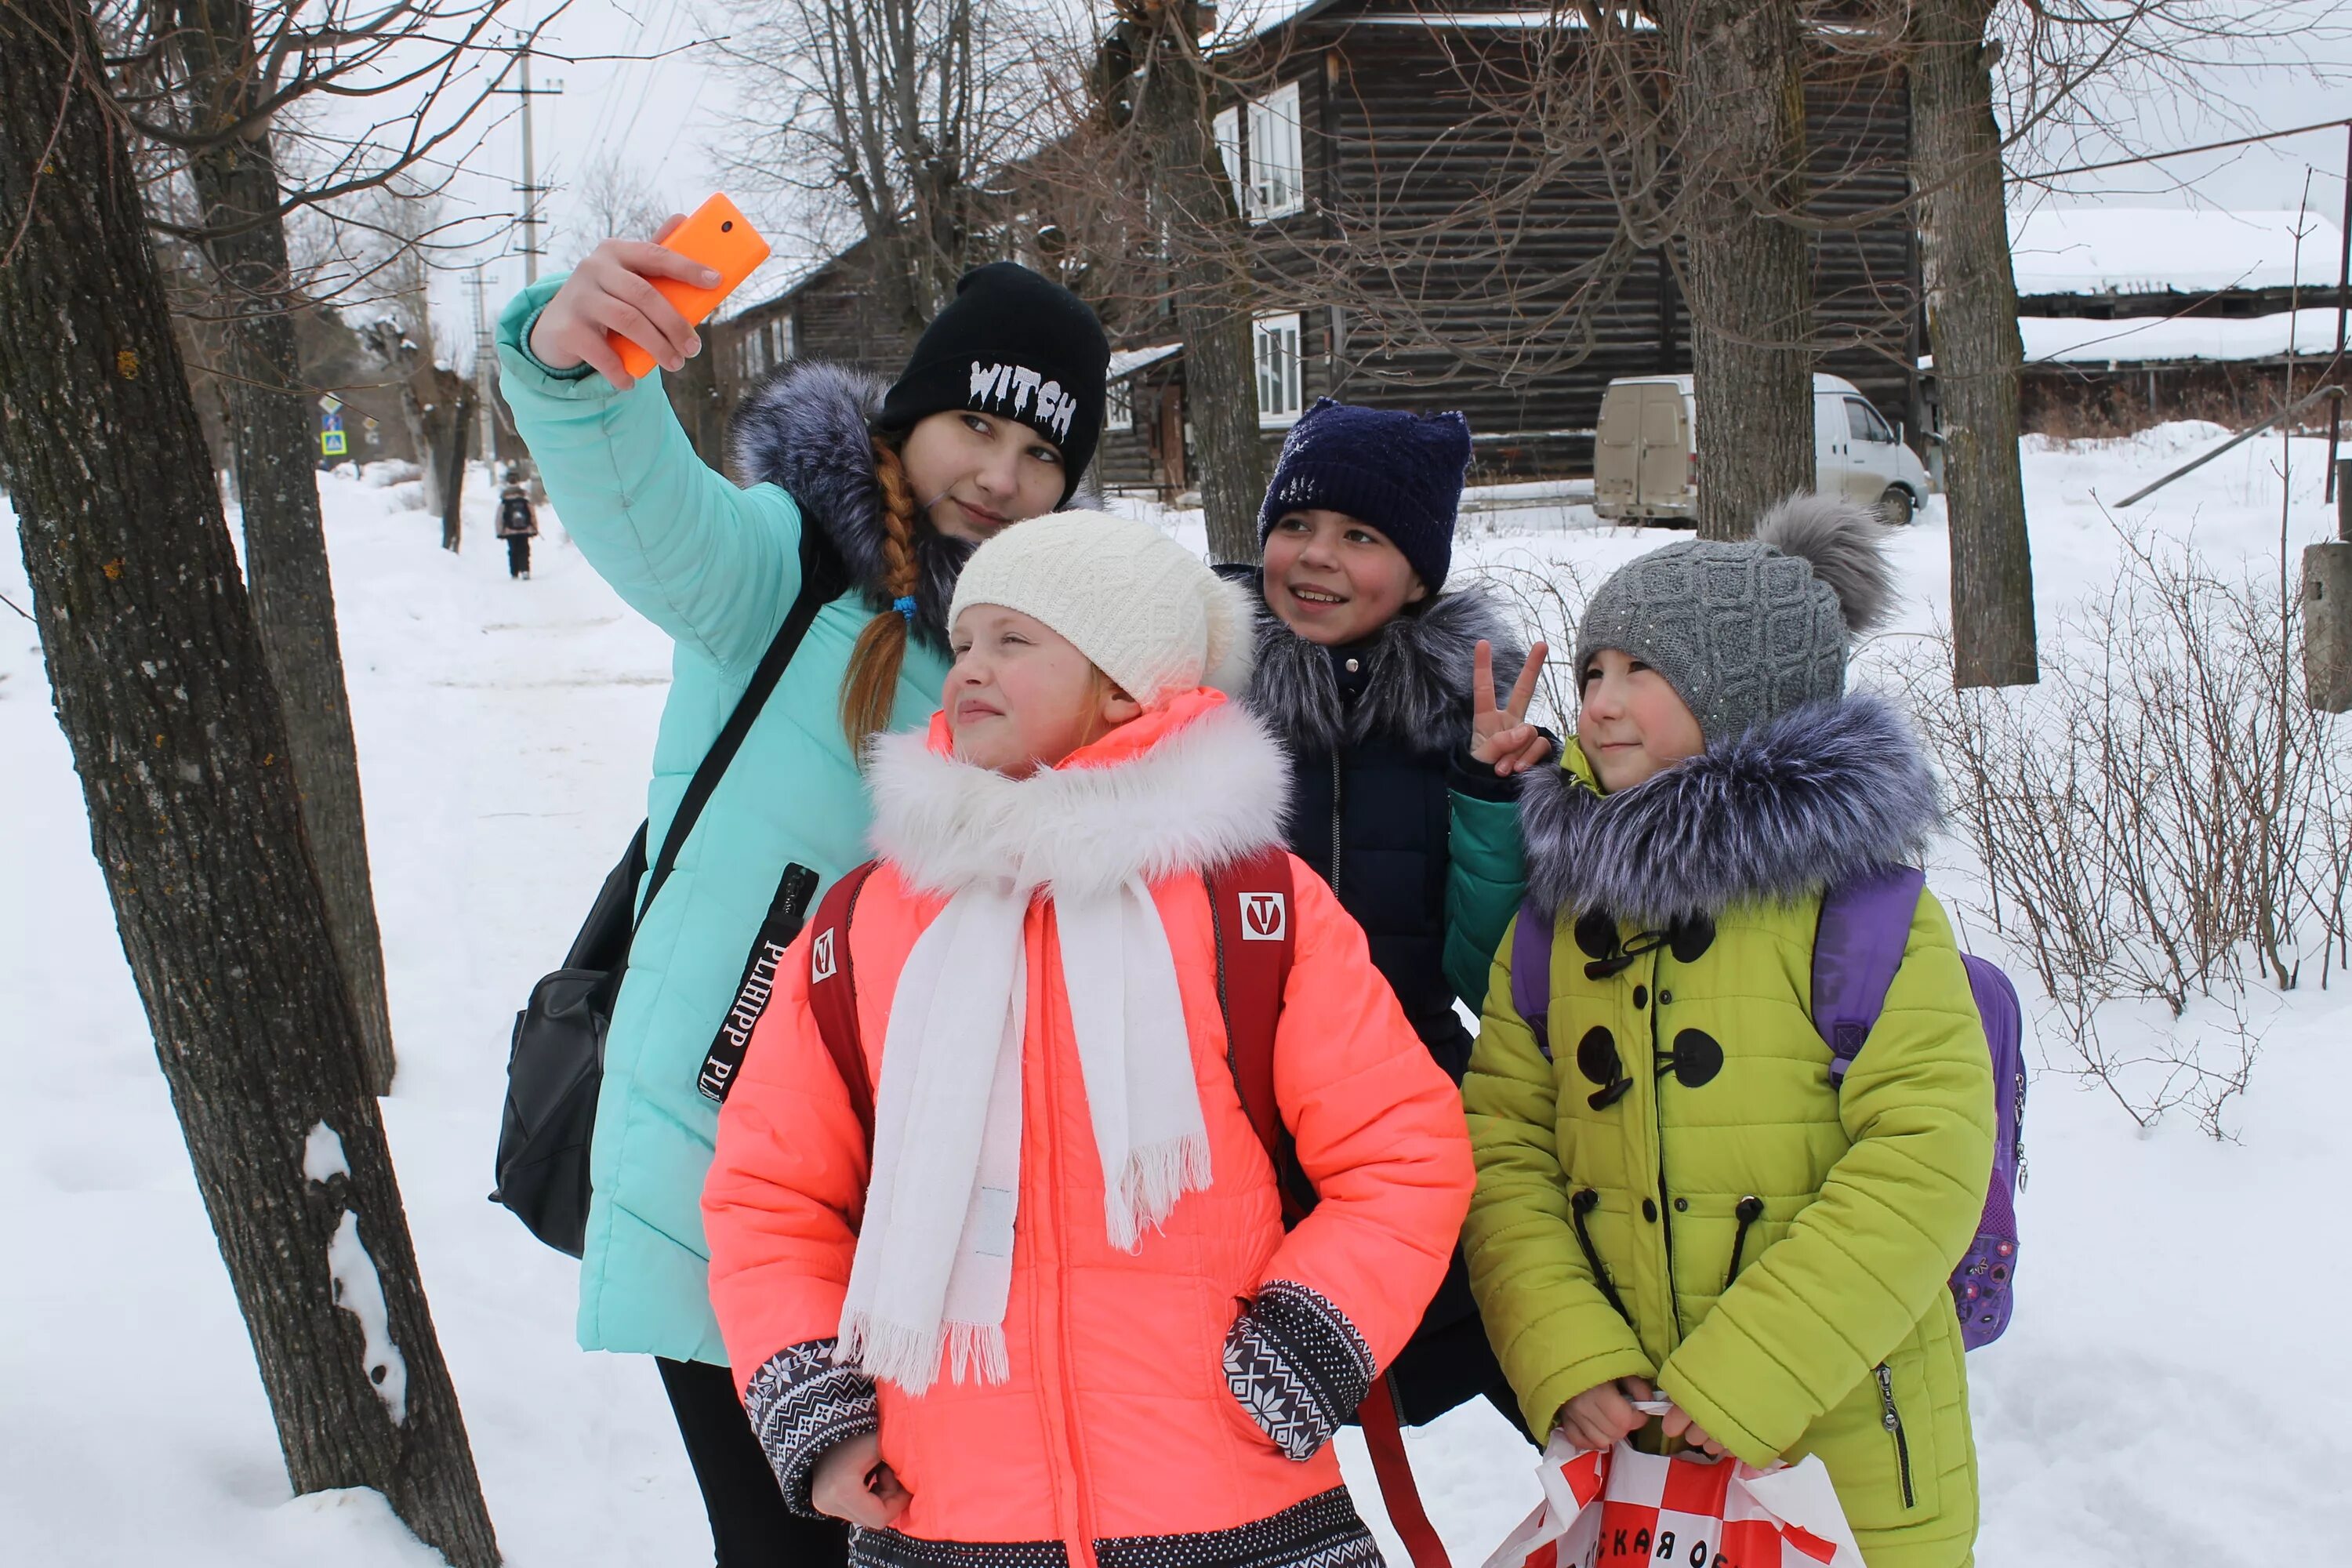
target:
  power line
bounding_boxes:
[2021,115,2352,183]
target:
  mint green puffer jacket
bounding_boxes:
[496,278,960,1362]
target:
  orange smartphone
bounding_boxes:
[612,194,771,379]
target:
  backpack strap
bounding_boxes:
[1206,847,1313,1225]
[808,861,883,1142]
[1507,897,1555,1062]
[1811,864,1926,1085]
[634,528,839,935]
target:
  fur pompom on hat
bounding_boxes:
[1574,492,1895,743]
[949,511,1256,708]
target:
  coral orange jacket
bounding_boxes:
[704,695,1474,1568]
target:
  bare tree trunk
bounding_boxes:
[439,383,475,553]
[1124,5,1270,563]
[1658,0,1816,540]
[1911,0,2038,688]
[0,6,497,1563]
[170,0,398,1092]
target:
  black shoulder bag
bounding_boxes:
[492,532,837,1256]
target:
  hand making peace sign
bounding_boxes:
[1468,638,1552,776]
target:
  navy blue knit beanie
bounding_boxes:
[1256,397,1472,591]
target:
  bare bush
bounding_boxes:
[1895,523,2352,1136]
[1472,550,1599,733]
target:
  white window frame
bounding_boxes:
[1212,107,1245,218]
[1254,312,1304,428]
[1214,83,1306,225]
[1248,82,1306,221]
[1105,377,1134,434]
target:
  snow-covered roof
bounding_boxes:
[2020,308,2346,367]
[1109,341,1183,380]
[2009,207,2347,298]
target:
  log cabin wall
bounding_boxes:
[720,2,1923,492]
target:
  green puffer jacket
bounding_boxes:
[1461,695,1994,1568]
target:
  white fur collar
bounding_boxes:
[865,701,1291,901]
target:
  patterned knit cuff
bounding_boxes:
[742,1339,879,1517]
[1222,1281,1377,1461]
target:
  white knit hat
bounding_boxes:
[948,510,1256,708]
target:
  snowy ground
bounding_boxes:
[4,426,2348,1566]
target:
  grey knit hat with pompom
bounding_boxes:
[1573,492,1895,743]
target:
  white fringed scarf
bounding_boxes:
[837,696,1290,1396]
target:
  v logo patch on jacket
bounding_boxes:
[1241,891,1288,941]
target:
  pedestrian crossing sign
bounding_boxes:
[321,429,347,456]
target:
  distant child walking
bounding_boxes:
[495,469,538,579]
[1229,397,1548,1428]
[1462,497,1994,1567]
[703,511,1474,1568]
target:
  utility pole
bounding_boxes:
[470,263,495,464]
[495,43,563,285]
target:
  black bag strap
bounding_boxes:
[634,528,841,934]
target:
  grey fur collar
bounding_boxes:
[730,361,1102,652]
[1239,578,1526,755]
[1521,694,1940,927]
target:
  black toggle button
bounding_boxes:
[1574,909,1620,960]
[1670,915,1717,964]
[1576,1026,1621,1088]
[1656,1029,1724,1089]
[1587,1078,1634,1111]
[1632,985,1649,1009]
[1642,1198,1659,1222]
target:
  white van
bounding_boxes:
[1592,372,1934,525]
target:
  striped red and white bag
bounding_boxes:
[1484,1434,1865,1568]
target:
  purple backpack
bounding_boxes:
[1508,863,2025,1349]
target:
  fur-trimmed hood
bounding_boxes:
[1236,573,1527,756]
[729,361,1098,652]
[864,696,1290,902]
[1521,694,1940,927]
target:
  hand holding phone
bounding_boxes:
[525,197,770,390]
[611,195,771,379]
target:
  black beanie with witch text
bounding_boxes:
[879,262,1112,502]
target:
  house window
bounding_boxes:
[1213,107,1244,216]
[1249,83,1305,220]
[771,315,794,365]
[1106,378,1134,433]
[1214,83,1306,224]
[1254,313,1303,427]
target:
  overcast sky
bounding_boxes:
[416,0,2352,366]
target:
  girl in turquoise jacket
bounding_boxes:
[499,233,1109,1566]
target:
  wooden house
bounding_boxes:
[2008,206,2349,434]
[715,0,1923,495]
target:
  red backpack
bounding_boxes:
[803,851,1453,1568]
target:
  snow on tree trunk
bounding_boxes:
[1657,0,1817,542]
[169,0,401,1091]
[0,7,498,1563]
[1911,0,2040,688]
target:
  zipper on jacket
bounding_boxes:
[1644,961,1681,1338]
[1725,1196,1765,1290]
[1327,752,1344,895]
[1570,1189,1635,1326]
[1874,1363,1916,1509]
[1038,909,1100,1567]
